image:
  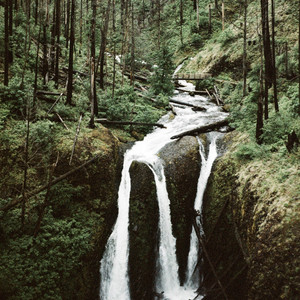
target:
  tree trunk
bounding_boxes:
[89,0,96,128]
[130,1,135,86]
[79,0,83,54]
[256,26,264,144]
[242,0,248,97]
[196,0,199,29]
[261,0,272,120]
[54,0,61,87]
[33,25,41,110]
[209,4,212,33]
[222,1,225,30]
[271,0,279,112]
[97,0,112,90]
[112,0,116,98]
[65,0,70,48]
[170,119,229,140]
[4,0,9,86]
[180,0,183,44]
[66,0,75,105]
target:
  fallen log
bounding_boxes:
[123,71,148,82]
[36,95,56,103]
[176,87,208,96]
[169,99,206,111]
[95,118,166,128]
[170,119,229,140]
[0,155,100,212]
[36,90,65,96]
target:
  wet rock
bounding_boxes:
[129,161,159,300]
[159,136,201,284]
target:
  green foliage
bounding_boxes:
[106,85,136,121]
[0,207,93,300]
[150,46,175,96]
[215,28,236,47]
[235,142,267,161]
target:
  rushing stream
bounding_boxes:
[100,68,228,300]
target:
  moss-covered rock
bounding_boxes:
[0,125,122,300]
[159,136,201,284]
[203,132,300,299]
[128,161,159,300]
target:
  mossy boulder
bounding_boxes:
[158,136,201,284]
[202,132,300,299]
[128,161,159,300]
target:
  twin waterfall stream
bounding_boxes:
[99,69,228,300]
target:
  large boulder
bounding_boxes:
[159,136,201,284]
[129,161,159,300]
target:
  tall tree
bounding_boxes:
[256,24,264,144]
[89,0,97,128]
[179,0,183,44]
[66,0,75,105]
[243,0,248,97]
[112,0,116,97]
[4,0,9,86]
[54,0,61,87]
[271,0,279,112]
[65,0,70,48]
[42,0,50,85]
[261,0,273,120]
[97,0,112,90]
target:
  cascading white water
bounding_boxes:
[184,133,220,292]
[100,64,228,300]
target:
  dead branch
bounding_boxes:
[95,118,166,128]
[0,155,100,212]
[170,119,230,140]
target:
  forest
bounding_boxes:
[0,0,299,299]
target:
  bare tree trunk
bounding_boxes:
[242,0,248,97]
[66,0,75,105]
[97,0,112,90]
[209,4,212,33]
[50,4,56,73]
[196,0,199,29]
[180,0,183,44]
[89,0,96,128]
[42,0,49,85]
[79,0,83,54]
[4,0,9,86]
[112,0,116,98]
[33,24,41,110]
[130,1,135,86]
[261,0,272,120]
[65,0,70,48]
[222,0,225,30]
[271,0,279,112]
[35,0,38,24]
[256,22,264,144]
[54,0,61,87]
[157,0,161,49]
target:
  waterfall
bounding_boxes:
[184,134,220,290]
[148,160,180,295]
[99,72,228,300]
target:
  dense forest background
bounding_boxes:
[0,0,299,299]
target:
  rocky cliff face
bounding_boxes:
[203,132,300,300]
